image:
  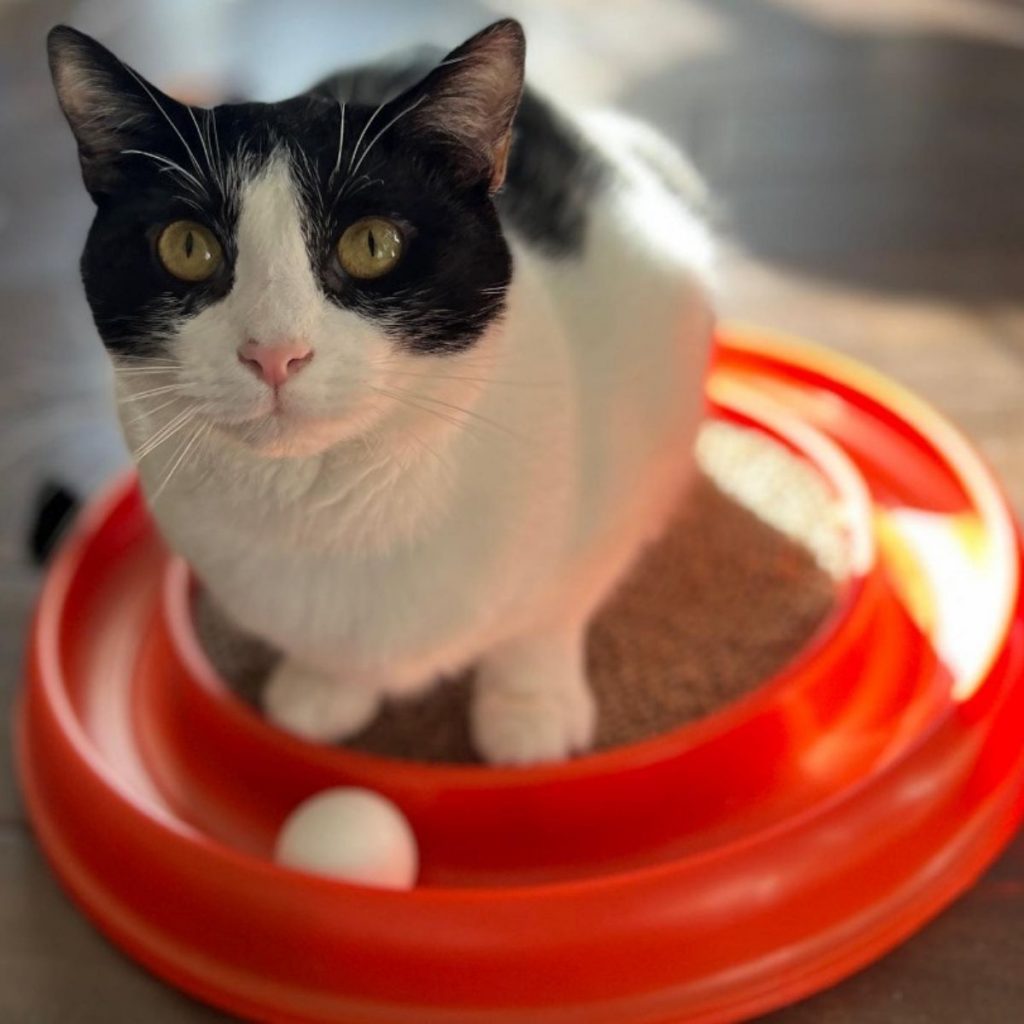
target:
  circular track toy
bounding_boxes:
[17,325,1024,1023]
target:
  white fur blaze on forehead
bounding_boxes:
[232,154,323,343]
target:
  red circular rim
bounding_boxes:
[16,326,1024,1024]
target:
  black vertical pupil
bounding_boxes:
[184,230,194,259]
[367,228,377,258]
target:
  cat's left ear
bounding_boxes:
[403,19,525,194]
[47,25,185,197]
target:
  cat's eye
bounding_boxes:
[157,220,223,282]
[337,217,404,280]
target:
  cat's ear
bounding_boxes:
[404,19,525,194]
[46,25,180,196]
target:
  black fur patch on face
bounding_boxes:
[53,21,602,364]
[51,24,526,360]
[46,26,232,357]
[78,89,515,359]
[315,50,609,258]
[77,103,283,358]
[80,152,237,359]
[287,96,511,354]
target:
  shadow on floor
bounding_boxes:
[619,0,1024,306]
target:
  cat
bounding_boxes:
[47,19,715,764]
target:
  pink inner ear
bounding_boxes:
[489,131,513,194]
[411,21,525,188]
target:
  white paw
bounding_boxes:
[262,661,380,743]
[471,678,597,766]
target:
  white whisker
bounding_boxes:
[112,364,182,373]
[380,383,533,444]
[210,108,225,186]
[383,369,557,388]
[123,394,184,427]
[177,194,207,213]
[121,149,204,193]
[202,107,225,193]
[399,425,447,472]
[119,383,188,403]
[186,103,216,187]
[372,385,502,446]
[135,406,198,461]
[347,94,428,184]
[119,62,207,182]
[337,174,382,204]
[151,420,210,503]
[347,98,388,174]
[330,101,347,183]
[113,373,182,381]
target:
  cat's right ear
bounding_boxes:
[401,20,526,194]
[47,25,172,197]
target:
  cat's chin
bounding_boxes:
[215,413,357,459]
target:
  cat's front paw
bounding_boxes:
[262,661,380,743]
[470,673,597,766]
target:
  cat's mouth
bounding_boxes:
[211,404,360,459]
[216,409,310,452]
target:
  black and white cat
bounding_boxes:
[48,19,714,764]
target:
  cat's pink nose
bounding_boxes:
[237,339,313,388]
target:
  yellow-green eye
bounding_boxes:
[157,220,223,282]
[337,216,404,279]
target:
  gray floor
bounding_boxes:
[3,0,1024,1020]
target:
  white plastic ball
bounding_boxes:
[274,787,418,890]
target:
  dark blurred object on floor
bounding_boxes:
[27,481,79,565]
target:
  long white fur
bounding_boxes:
[118,110,715,764]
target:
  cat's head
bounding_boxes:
[47,21,525,458]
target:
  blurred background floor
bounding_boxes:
[2,0,1024,1020]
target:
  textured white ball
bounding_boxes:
[274,787,418,890]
